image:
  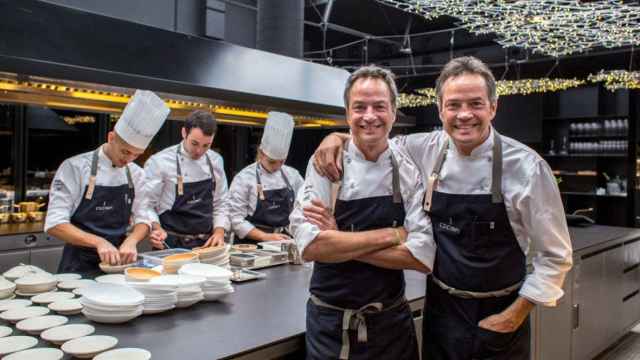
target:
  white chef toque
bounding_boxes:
[114,90,170,149]
[260,112,294,160]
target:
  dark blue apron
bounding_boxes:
[306,147,419,360]
[159,145,216,249]
[57,148,134,277]
[422,133,529,360]
[236,164,295,245]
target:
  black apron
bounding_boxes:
[236,164,295,245]
[422,133,529,360]
[159,145,216,249]
[306,147,419,360]
[57,148,134,277]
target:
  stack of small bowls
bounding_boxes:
[162,253,199,274]
[13,273,57,295]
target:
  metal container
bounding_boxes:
[27,211,45,222]
[14,202,45,213]
[0,213,9,224]
[10,212,27,223]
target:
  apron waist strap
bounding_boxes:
[166,230,209,241]
[431,276,523,299]
[309,294,405,360]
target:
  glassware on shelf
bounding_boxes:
[548,139,556,155]
[560,136,568,155]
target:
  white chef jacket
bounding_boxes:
[394,127,573,306]
[44,146,153,232]
[143,143,230,231]
[290,139,436,269]
[228,162,304,239]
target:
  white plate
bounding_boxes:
[149,274,206,288]
[31,291,74,304]
[80,300,141,313]
[0,299,32,312]
[40,324,95,345]
[0,306,50,323]
[3,265,46,281]
[0,280,16,292]
[81,284,144,306]
[82,309,142,324]
[14,289,54,297]
[94,348,151,360]
[0,326,12,338]
[14,273,56,286]
[95,274,126,285]
[142,305,175,314]
[53,273,82,282]
[0,336,38,355]
[16,315,68,334]
[61,335,118,358]
[48,299,83,314]
[178,263,233,279]
[3,347,64,360]
[57,279,96,290]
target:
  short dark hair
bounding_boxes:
[343,65,398,111]
[435,56,497,108]
[184,110,217,136]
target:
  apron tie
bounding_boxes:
[431,275,523,299]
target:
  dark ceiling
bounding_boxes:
[302,0,637,92]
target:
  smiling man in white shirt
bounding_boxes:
[311,57,573,360]
[144,110,229,249]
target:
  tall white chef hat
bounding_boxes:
[259,112,295,160]
[114,90,170,149]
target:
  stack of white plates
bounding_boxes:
[149,274,206,308]
[178,263,234,301]
[14,274,57,295]
[193,245,230,267]
[0,278,16,299]
[80,284,144,324]
[3,266,47,282]
[127,282,177,314]
[95,274,126,285]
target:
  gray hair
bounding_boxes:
[435,56,498,107]
[343,65,398,110]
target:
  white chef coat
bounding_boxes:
[228,162,304,239]
[290,139,436,269]
[44,146,153,232]
[143,143,230,231]
[394,127,573,306]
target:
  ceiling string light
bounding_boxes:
[376,0,640,57]
[588,70,640,91]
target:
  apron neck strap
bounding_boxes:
[86,147,133,200]
[176,145,184,196]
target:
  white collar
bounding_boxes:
[347,139,392,164]
[447,127,494,158]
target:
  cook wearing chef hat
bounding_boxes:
[228,112,304,244]
[45,90,169,276]
[144,110,231,249]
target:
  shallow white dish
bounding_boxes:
[30,291,74,304]
[142,305,175,314]
[16,315,68,334]
[48,299,83,315]
[0,299,32,312]
[0,336,38,355]
[178,263,233,280]
[14,289,53,297]
[53,273,82,282]
[81,283,144,307]
[40,324,95,345]
[0,306,50,323]
[149,274,206,288]
[3,347,64,360]
[14,273,56,287]
[93,348,152,360]
[57,279,96,290]
[95,274,126,285]
[0,326,12,338]
[82,308,142,324]
[61,335,118,358]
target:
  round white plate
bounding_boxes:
[0,326,12,338]
[95,274,126,285]
[61,335,118,358]
[48,299,82,314]
[40,324,95,345]
[31,291,74,304]
[53,273,82,282]
[0,306,50,323]
[16,315,68,334]
[81,284,144,306]
[82,309,142,324]
[178,263,233,279]
[57,279,96,290]
[4,347,64,360]
[94,348,151,360]
[149,274,206,288]
[0,299,32,312]
[14,274,56,286]
[14,289,52,297]
[0,336,38,355]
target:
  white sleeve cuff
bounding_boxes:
[519,275,565,307]
[214,215,230,232]
[405,233,436,271]
[293,223,321,259]
[234,221,255,239]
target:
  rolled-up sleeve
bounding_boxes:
[517,160,573,306]
[289,157,332,257]
[212,155,230,231]
[44,159,81,232]
[130,166,154,228]
[228,171,256,239]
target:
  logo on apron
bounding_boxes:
[95,201,114,212]
[187,195,202,205]
[438,222,461,235]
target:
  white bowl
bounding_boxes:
[61,335,118,358]
[3,347,63,360]
[0,299,32,312]
[57,279,96,290]
[0,336,38,356]
[30,291,74,304]
[0,306,50,323]
[16,315,68,334]
[48,299,83,315]
[53,273,82,282]
[40,324,95,345]
[81,284,144,307]
[82,308,143,324]
[93,348,151,360]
